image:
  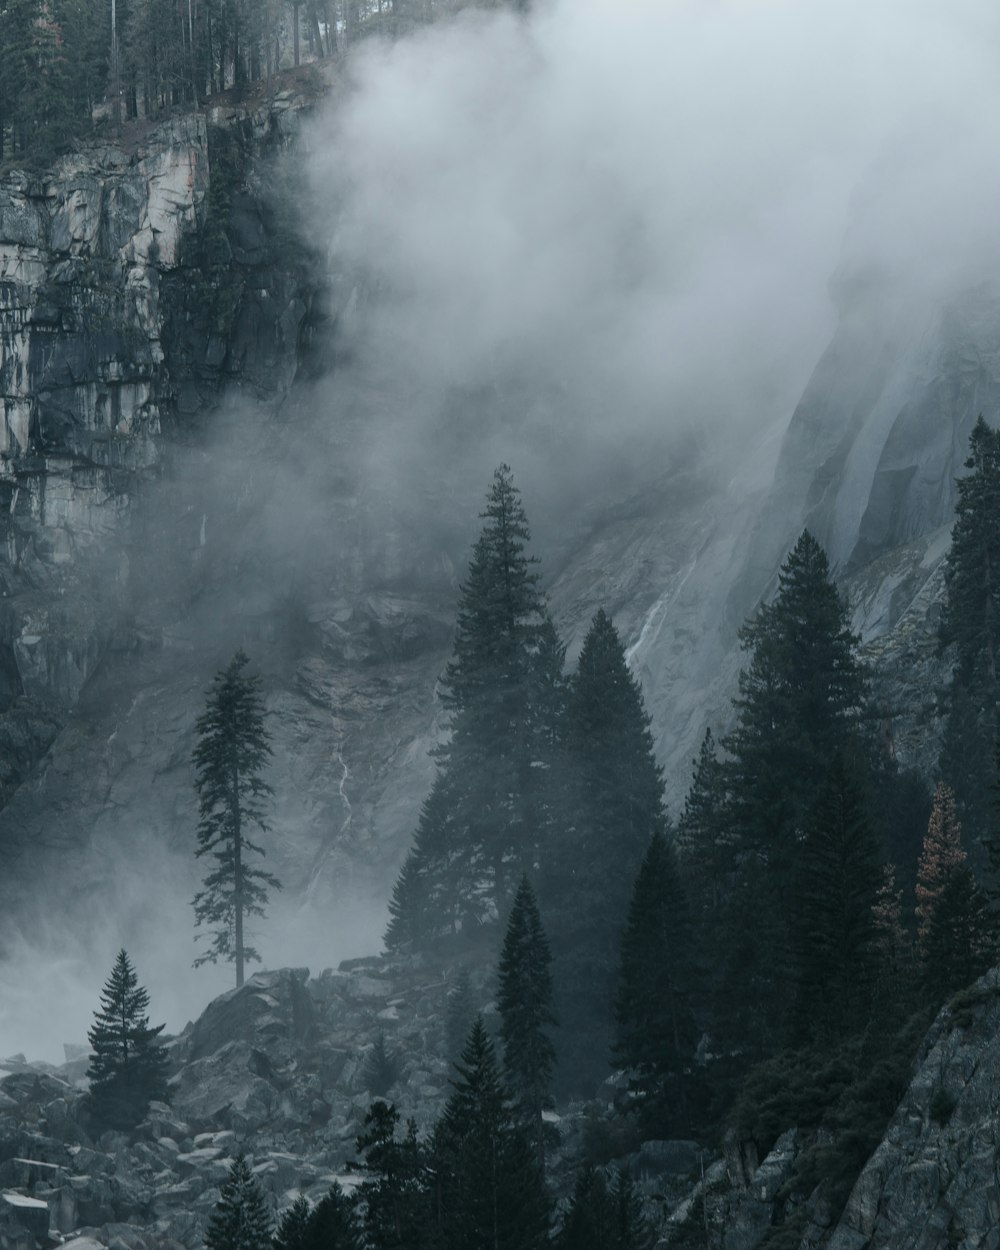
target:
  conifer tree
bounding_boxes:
[557,1167,655,1250]
[547,607,667,1092]
[613,832,695,1135]
[916,783,994,1000]
[722,530,870,1046]
[353,1101,430,1250]
[676,727,730,915]
[497,875,557,1178]
[444,965,475,1065]
[939,416,1000,870]
[193,649,280,987]
[430,1018,548,1250]
[206,1153,273,1250]
[385,466,560,948]
[273,1197,312,1250]
[870,864,913,1026]
[363,1032,400,1099]
[791,754,881,1042]
[301,1185,362,1250]
[86,949,170,1132]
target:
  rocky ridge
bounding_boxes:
[0,959,704,1250]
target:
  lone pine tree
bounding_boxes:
[497,875,557,1178]
[192,649,280,987]
[87,949,170,1132]
[939,416,1000,868]
[206,1153,273,1250]
[385,466,559,947]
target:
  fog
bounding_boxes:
[308,0,1000,510]
[5,0,1000,1062]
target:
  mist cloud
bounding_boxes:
[309,0,1000,477]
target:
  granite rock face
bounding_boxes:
[820,972,1000,1250]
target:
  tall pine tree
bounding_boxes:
[192,649,280,987]
[545,608,668,1093]
[722,530,871,1049]
[496,875,557,1179]
[790,754,881,1043]
[939,416,1000,874]
[385,466,560,948]
[613,832,695,1136]
[915,783,993,1001]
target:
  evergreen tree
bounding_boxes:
[791,754,881,1042]
[546,607,667,1093]
[353,1100,430,1250]
[273,1196,312,1250]
[444,965,475,1065]
[300,1184,362,1250]
[870,864,913,1027]
[557,1167,654,1250]
[613,832,695,1135]
[86,949,170,1132]
[722,530,871,1048]
[363,1032,400,1099]
[193,649,280,987]
[939,416,1000,871]
[916,783,994,1000]
[430,1017,548,1250]
[676,727,730,918]
[385,466,560,947]
[496,875,557,1178]
[206,1153,273,1250]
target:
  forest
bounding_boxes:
[359,417,1000,1246]
[0,0,525,163]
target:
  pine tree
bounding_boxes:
[273,1196,312,1250]
[444,965,475,1065]
[791,754,881,1042]
[353,1100,430,1250]
[870,864,913,1026]
[676,727,730,917]
[301,1185,362,1250]
[546,607,667,1093]
[193,649,280,987]
[430,1018,548,1250]
[363,1032,400,1099]
[385,466,560,948]
[613,832,695,1135]
[915,783,994,1000]
[206,1153,273,1250]
[939,416,1000,871]
[557,1167,655,1250]
[722,530,871,1047]
[497,875,557,1179]
[86,949,170,1132]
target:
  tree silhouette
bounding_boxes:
[193,649,280,987]
[87,948,169,1132]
